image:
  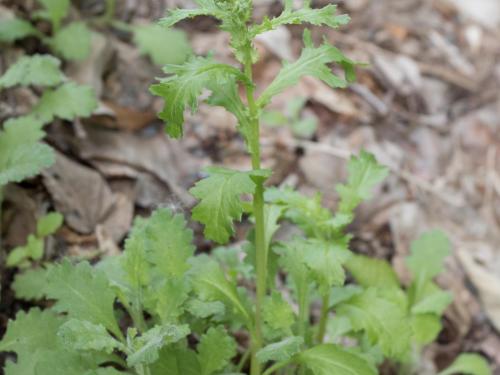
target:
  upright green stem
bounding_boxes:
[104,0,117,23]
[316,293,330,343]
[243,42,266,375]
[0,187,3,255]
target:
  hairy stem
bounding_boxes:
[244,42,266,375]
[316,293,330,343]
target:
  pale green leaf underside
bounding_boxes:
[0,54,64,88]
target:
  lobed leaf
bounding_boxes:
[256,336,303,364]
[197,326,237,375]
[49,22,91,61]
[150,346,200,375]
[12,266,52,300]
[0,54,64,88]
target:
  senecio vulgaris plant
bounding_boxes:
[0,1,491,375]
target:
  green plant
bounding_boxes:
[6,212,63,268]
[262,97,318,138]
[0,0,92,61]
[0,1,492,375]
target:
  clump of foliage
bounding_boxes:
[0,1,491,375]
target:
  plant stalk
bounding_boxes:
[243,42,266,375]
[316,293,330,343]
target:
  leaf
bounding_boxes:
[37,211,64,237]
[155,278,190,323]
[57,319,123,354]
[256,336,303,364]
[31,82,97,123]
[295,344,377,375]
[336,288,411,360]
[6,234,43,266]
[257,30,358,107]
[36,0,70,30]
[49,22,91,61]
[133,24,191,66]
[12,266,52,300]
[45,260,120,336]
[186,299,225,319]
[0,18,40,43]
[144,208,195,278]
[149,55,246,138]
[190,167,265,244]
[159,1,221,28]
[411,314,442,346]
[197,326,237,375]
[0,54,64,88]
[345,254,400,289]
[251,2,350,36]
[0,308,63,361]
[438,353,491,375]
[127,324,190,367]
[189,255,251,323]
[334,150,388,226]
[411,282,453,316]
[406,230,451,284]
[262,291,295,335]
[0,116,54,186]
[150,346,200,375]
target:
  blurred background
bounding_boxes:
[0,0,499,373]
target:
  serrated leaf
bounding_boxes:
[190,167,265,244]
[151,346,200,375]
[438,353,491,375]
[406,230,451,284]
[411,314,442,346]
[0,18,40,43]
[49,22,91,61]
[197,326,237,375]
[0,54,64,88]
[257,30,358,107]
[256,336,303,364]
[334,150,388,226]
[45,260,121,337]
[0,116,54,186]
[37,211,63,237]
[262,291,295,335]
[251,2,350,36]
[155,278,190,323]
[345,254,400,289]
[57,319,123,354]
[12,265,52,300]
[133,24,191,66]
[31,82,97,122]
[186,299,226,319]
[0,308,63,360]
[144,208,195,278]
[36,0,70,30]
[189,255,251,323]
[295,344,377,375]
[336,287,411,360]
[127,324,190,367]
[150,55,247,139]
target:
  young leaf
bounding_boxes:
[257,30,358,107]
[12,266,52,300]
[37,211,64,237]
[144,208,195,278]
[133,24,191,66]
[127,324,190,367]
[0,54,64,88]
[186,299,226,319]
[0,116,54,186]
[336,288,411,360]
[6,234,43,267]
[150,55,247,138]
[190,167,267,244]
[57,319,123,354]
[251,2,350,37]
[36,0,70,30]
[262,291,296,335]
[155,278,190,324]
[295,344,377,375]
[189,255,251,323]
[0,18,40,43]
[345,254,400,289]
[0,308,63,361]
[150,346,201,375]
[45,260,120,336]
[438,353,491,375]
[411,314,442,346]
[197,326,237,375]
[410,282,453,316]
[31,82,97,123]
[49,22,91,61]
[256,336,303,364]
[334,150,388,226]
